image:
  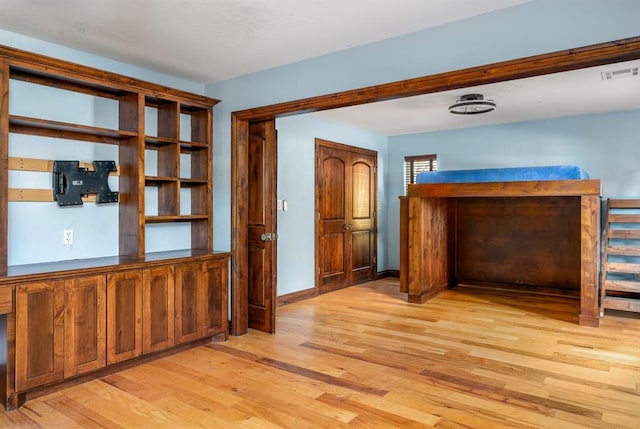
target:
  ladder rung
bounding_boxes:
[605,262,640,274]
[604,279,640,293]
[608,199,640,209]
[607,214,640,223]
[605,246,640,256]
[603,296,640,313]
[604,262,640,274]
[607,229,640,239]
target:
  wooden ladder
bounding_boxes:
[600,198,640,315]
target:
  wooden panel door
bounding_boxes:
[143,266,175,353]
[247,120,277,333]
[64,275,107,377]
[15,281,65,391]
[316,139,377,294]
[349,150,377,284]
[201,258,228,337]
[107,271,142,364]
[175,262,201,344]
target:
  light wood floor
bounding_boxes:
[2,278,639,428]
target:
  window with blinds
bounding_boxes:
[404,154,437,195]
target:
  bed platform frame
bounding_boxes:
[399,179,602,326]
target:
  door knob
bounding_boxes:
[260,233,279,241]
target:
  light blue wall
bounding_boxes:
[206,0,640,294]
[386,109,640,268]
[276,115,388,296]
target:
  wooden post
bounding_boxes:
[579,194,600,326]
[404,196,449,303]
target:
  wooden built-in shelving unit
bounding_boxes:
[0,44,227,410]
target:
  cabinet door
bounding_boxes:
[107,271,142,364]
[15,281,65,391]
[175,262,201,344]
[142,266,175,354]
[201,258,228,338]
[64,275,107,377]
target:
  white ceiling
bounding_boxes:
[312,60,640,136]
[0,0,637,136]
[0,0,529,83]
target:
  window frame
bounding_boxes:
[404,154,437,195]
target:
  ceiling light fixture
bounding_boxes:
[448,93,496,115]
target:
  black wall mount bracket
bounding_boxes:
[52,161,119,206]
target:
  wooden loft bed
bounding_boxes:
[399,178,602,327]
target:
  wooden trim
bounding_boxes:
[1,251,230,286]
[231,114,249,336]
[0,60,8,270]
[407,179,601,198]
[376,270,400,279]
[277,288,317,307]
[233,37,640,121]
[404,154,437,162]
[315,138,379,157]
[230,36,640,336]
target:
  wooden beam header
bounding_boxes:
[234,36,640,121]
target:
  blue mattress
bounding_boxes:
[416,165,589,184]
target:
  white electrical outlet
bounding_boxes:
[63,229,73,245]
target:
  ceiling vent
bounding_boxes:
[601,67,639,81]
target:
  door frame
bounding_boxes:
[230,37,640,336]
[314,138,378,294]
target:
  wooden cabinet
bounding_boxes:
[143,266,175,354]
[15,275,106,389]
[15,281,65,391]
[201,258,228,337]
[7,252,229,409]
[64,275,107,377]
[175,262,202,344]
[107,271,143,365]
[175,258,228,344]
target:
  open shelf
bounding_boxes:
[179,178,208,186]
[145,136,179,147]
[180,140,208,150]
[145,176,179,184]
[9,115,137,144]
[145,215,209,223]
[10,66,132,100]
